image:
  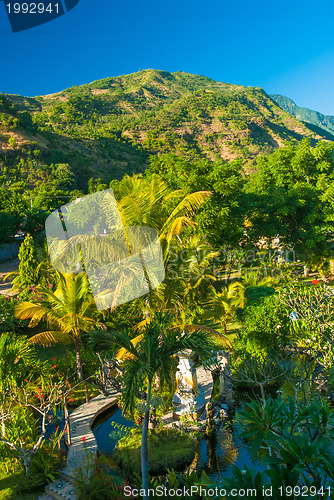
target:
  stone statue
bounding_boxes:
[217,351,233,405]
[172,350,205,421]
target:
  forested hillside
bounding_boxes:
[1,69,334,256]
[1,69,331,192]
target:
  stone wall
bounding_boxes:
[0,243,20,263]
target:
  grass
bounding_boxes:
[69,382,100,406]
[113,428,196,477]
[0,460,44,500]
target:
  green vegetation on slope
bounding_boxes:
[1,69,331,197]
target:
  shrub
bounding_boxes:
[74,454,127,500]
[12,233,39,291]
[0,295,28,333]
[237,293,290,355]
[220,396,334,492]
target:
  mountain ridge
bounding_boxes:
[270,94,334,138]
[0,69,332,192]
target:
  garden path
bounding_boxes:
[39,390,120,500]
[0,257,18,295]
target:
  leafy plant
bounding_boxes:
[232,395,334,493]
[74,453,127,500]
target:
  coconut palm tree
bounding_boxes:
[59,174,211,313]
[103,174,212,257]
[88,315,214,500]
[14,272,98,382]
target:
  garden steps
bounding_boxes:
[44,478,76,500]
[58,469,75,483]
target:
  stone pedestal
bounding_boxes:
[172,350,205,420]
[217,351,233,405]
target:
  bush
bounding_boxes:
[12,233,39,291]
[0,212,18,243]
[0,295,28,333]
[223,396,334,492]
[113,428,196,477]
[243,285,275,306]
[74,454,127,500]
[237,293,290,355]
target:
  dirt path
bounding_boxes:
[0,258,19,295]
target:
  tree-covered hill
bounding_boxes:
[271,94,334,138]
[1,69,331,194]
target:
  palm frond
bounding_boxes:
[182,324,233,348]
[28,331,72,347]
[121,357,142,413]
[160,190,211,238]
[115,333,144,361]
[14,302,59,329]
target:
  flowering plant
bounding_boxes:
[0,294,28,333]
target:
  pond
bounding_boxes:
[92,405,135,452]
[91,404,264,480]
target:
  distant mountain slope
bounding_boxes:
[271,94,334,137]
[0,70,332,192]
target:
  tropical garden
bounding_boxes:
[1,136,334,500]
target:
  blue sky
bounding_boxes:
[1,0,334,114]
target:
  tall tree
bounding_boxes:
[245,139,334,254]
[89,315,214,500]
[14,272,97,382]
[12,233,39,291]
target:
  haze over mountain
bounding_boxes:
[1,69,332,191]
[271,94,334,139]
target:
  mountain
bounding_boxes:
[270,94,334,139]
[0,70,332,192]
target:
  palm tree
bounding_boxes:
[60,174,211,312]
[207,282,245,336]
[14,272,98,382]
[103,174,212,257]
[89,315,214,500]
